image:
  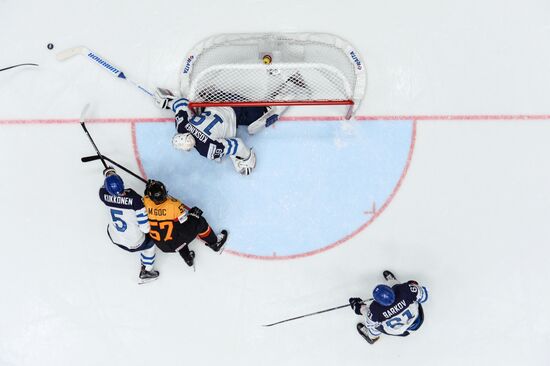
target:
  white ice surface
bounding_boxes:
[1,1,550,365]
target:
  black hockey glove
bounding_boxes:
[188,206,203,219]
[349,297,364,315]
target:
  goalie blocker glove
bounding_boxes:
[154,87,177,110]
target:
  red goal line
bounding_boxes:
[1,114,550,125]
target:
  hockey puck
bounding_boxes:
[47,43,54,50]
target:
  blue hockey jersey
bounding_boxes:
[99,187,150,249]
[364,281,428,336]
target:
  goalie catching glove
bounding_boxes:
[231,149,256,176]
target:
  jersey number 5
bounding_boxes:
[149,221,174,242]
[110,209,127,232]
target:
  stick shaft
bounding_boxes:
[79,104,108,169]
[263,303,351,327]
[0,63,38,72]
[57,46,153,97]
[81,155,147,183]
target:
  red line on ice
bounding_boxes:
[1,114,550,125]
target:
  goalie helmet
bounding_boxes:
[145,180,168,204]
[373,284,395,306]
[172,133,196,151]
[103,167,124,196]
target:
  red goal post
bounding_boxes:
[179,33,366,119]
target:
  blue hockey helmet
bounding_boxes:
[373,284,395,306]
[104,168,124,196]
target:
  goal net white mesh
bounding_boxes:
[180,33,366,117]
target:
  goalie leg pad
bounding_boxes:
[247,106,288,135]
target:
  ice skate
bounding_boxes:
[356,323,379,345]
[383,270,396,281]
[211,230,228,253]
[183,250,195,268]
[138,265,159,284]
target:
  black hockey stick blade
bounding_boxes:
[0,63,39,72]
[81,155,101,163]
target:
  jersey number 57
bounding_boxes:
[149,221,174,242]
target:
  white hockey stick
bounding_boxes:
[56,46,153,97]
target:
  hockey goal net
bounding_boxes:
[180,33,366,119]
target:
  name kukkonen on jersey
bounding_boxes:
[103,194,134,205]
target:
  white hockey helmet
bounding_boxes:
[172,133,196,151]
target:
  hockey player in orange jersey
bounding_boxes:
[143,180,227,267]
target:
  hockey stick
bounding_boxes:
[79,104,109,169]
[0,63,39,72]
[81,155,147,183]
[263,298,373,327]
[56,46,153,97]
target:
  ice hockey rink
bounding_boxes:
[2,0,550,365]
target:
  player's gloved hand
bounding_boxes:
[188,206,203,219]
[154,87,176,110]
[349,297,364,315]
[231,149,256,175]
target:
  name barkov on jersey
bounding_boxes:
[382,300,407,319]
[103,194,133,205]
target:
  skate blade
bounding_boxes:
[138,276,159,285]
[217,243,227,255]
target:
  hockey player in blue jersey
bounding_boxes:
[154,88,287,175]
[100,167,159,283]
[349,270,428,344]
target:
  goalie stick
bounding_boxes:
[262,298,372,327]
[81,154,147,183]
[0,63,39,72]
[56,46,153,97]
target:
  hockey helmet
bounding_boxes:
[172,133,196,151]
[146,180,168,204]
[373,284,395,306]
[104,168,124,196]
